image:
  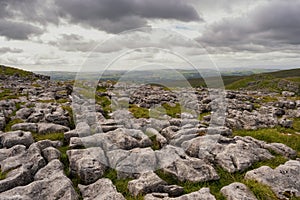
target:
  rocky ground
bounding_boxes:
[0,67,299,200]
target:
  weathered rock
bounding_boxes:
[70,128,152,151]
[0,159,78,200]
[11,123,38,133]
[279,118,293,128]
[79,178,125,200]
[215,138,273,173]
[128,171,167,196]
[221,182,257,200]
[183,135,274,173]
[37,123,70,134]
[144,188,216,200]
[0,143,46,174]
[282,91,295,97]
[155,145,219,183]
[42,147,61,162]
[0,164,33,193]
[146,128,167,147]
[161,156,219,183]
[0,130,34,148]
[67,147,107,184]
[45,113,69,127]
[157,185,184,197]
[245,160,300,200]
[108,147,157,179]
[0,145,26,162]
[15,108,34,119]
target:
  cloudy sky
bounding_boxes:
[0,0,299,71]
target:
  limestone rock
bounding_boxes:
[37,123,70,134]
[11,123,38,133]
[245,160,300,200]
[0,130,34,148]
[221,182,257,200]
[128,171,167,196]
[79,178,125,200]
[144,188,216,200]
[67,147,107,184]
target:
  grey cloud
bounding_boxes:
[0,20,43,40]
[198,1,300,53]
[56,0,201,33]
[0,0,56,40]
[0,47,23,54]
[48,34,97,52]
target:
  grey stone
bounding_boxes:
[221,182,257,200]
[0,160,78,200]
[0,130,34,148]
[42,147,61,162]
[128,171,167,196]
[245,160,300,200]
[37,123,70,134]
[11,123,38,133]
[144,188,216,200]
[79,178,125,200]
[67,147,107,184]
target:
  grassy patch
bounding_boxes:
[198,112,210,120]
[103,168,144,200]
[96,85,107,93]
[162,103,181,118]
[96,95,111,118]
[129,104,149,119]
[233,126,300,157]
[4,118,24,132]
[32,132,65,142]
[0,170,8,180]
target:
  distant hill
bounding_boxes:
[225,68,300,94]
[0,65,50,81]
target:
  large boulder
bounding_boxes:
[0,130,34,148]
[0,159,78,200]
[67,147,107,184]
[156,145,219,183]
[245,160,300,200]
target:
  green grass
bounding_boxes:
[0,65,35,79]
[61,105,75,129]
[198,112,210,120]
[4,118,24,132]
[96,85,107,93]
[129,104,149,119]
[32,132,65,142]
[96,95,112,118]
[162,103,181,118]
[103,168,144,200]
[0,170,8,180]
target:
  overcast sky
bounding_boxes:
[0,0,299,71]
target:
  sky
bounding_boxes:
[0,0,300,72]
